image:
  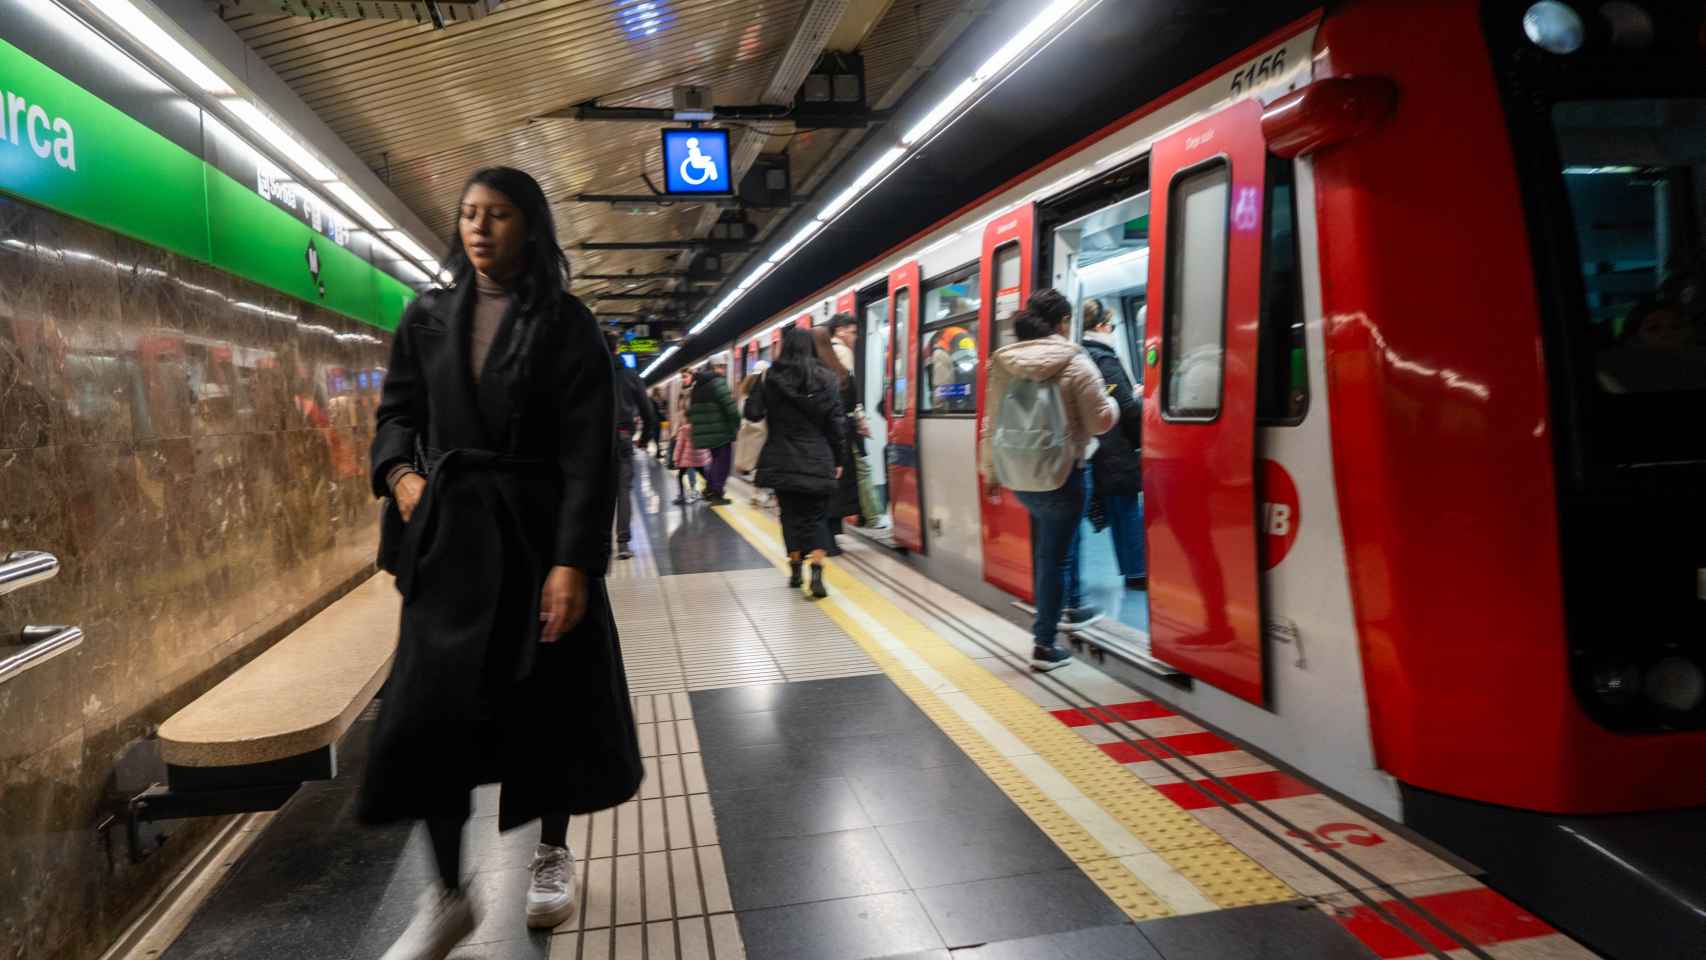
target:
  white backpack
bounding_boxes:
[991,375,1072,492]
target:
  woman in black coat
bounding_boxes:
[745,326,846,598]
[366,167,642,959]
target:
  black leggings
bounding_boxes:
[427,812,570,890]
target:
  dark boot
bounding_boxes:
[809,564,828,600]
[788,560,803,588]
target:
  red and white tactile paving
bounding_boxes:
[1048,699,1588,958]
[833,535,1596,960]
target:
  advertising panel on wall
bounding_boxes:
[0,34,415,331]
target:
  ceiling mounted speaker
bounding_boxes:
[255,1,504,26]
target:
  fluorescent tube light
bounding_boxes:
[222,98,335,181]
[86,0,233,95]
[767,220,824,264]
[382,230,439,265]
[737,263,775,290]
[817,146,907,220]
[323,180,393,231]
[901,77,980,146]
[975,0,1081,81]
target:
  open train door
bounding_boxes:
[977,205,1037,600]
[1143,99,1269,706]
[886,260,924,552]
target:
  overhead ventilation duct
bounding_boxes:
[237,1,504,27]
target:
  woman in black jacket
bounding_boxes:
[367,167,642,959]
[745,326,846,598]
[1081,299,1147,589]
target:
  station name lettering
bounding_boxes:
[3,91,76,171]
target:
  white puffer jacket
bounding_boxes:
[978,335,1118,485]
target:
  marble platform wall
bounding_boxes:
[0,195,395,960]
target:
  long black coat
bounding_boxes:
[361,282,642,830]
[746,363,845,495]
[828,373,862,518]
[1084,337,1143,498]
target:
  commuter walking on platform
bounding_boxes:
[1079,299,1145,588]
[609,332,658,560]
[979,297,1117,671]
[747,326,846,598]
[365,166,642,960]
[829,313,884,528]
[671,370,710,505]
[688,360,740,505]
[814,324,862,553]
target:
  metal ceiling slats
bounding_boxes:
[221,0,972,315]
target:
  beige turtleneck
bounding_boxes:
[387,272,513,492]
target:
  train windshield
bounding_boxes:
[1553,98,1706,395]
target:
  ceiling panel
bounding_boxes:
[219,0,978,317]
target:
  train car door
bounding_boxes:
[1143,99,1269,706]
[977,205,1037,599]
[886,260,924,552]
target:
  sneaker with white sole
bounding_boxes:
[526,843,577,929]
[380,887,476,960]
[1057,606,1105,633]
[1030,644,1073,672]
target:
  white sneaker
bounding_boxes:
[380,888,476,960]
[526,843,577,929]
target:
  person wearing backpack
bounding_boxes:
[1079,299,1145,589]
[978,300,1118,672]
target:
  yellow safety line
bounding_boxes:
[712,502,1298,918]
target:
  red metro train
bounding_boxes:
[731,0,1705,951]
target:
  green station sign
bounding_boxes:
[0,36,413,331]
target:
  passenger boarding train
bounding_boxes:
[728,0,1706,841]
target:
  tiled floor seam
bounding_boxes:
[712,502,1300,921]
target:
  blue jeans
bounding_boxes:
[1014,466,1088,649]
[1103,493,1146,579]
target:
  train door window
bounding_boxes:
[1553,99,1706,398]
[758,342,770,366]
[860,287,891,518]
[990,244,1023,347]
[1256,155,1309,424]
[920,264,981,415]
[891,287,912,414]
[1162,160,1230,420]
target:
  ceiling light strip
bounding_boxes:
[660,0,1092,379]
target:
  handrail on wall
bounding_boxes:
[0,550,60,598]
[0,551,82,685]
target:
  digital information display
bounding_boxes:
[661,128,732,195]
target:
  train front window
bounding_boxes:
[1553,99,1706,395]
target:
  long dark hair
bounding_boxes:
[443,166,570,313]
[811,325,848,385]
[770,326,829,393]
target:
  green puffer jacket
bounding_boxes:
[687,375,741,450]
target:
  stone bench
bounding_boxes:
[124,573,397,844]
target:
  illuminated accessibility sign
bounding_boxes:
[661,128,731,195]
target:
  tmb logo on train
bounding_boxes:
[2,90,77,171]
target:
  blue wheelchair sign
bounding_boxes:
[662,128,732,195]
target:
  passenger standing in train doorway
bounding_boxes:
[365,166,643,960]
[814,324,862,554]
[1080,299,1146,589]
[828,312,883,528]
[981,296,1118,671]
[747,326,847,599]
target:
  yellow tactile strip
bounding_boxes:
[713,503,1298,920]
